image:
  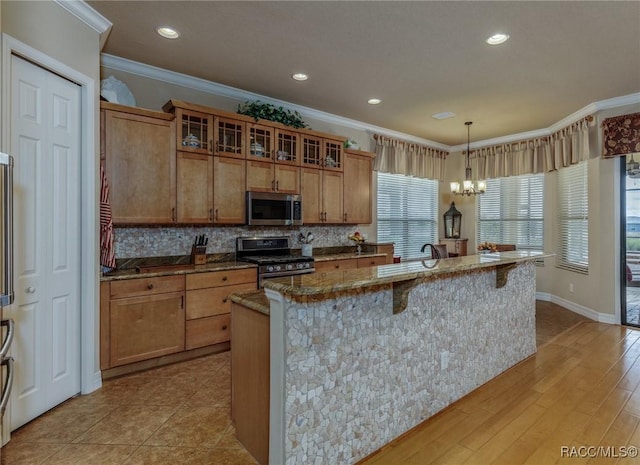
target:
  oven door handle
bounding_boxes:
[261,269,315,279]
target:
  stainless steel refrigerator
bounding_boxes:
[0,153,15,455]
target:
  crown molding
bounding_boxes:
[101,54,640,154]
[53,0,112,48]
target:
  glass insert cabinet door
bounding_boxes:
[216,117,245,158]
[247,124,274,161]
[276,129,300,165]
[177,109,213,154]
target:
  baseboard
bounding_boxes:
[535,292,616,324]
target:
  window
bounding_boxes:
[477,174,544,251]
[377,172,438,260]
[557,161,588,273]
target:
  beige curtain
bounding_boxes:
[470,116,592,179]
[373,134,448,181]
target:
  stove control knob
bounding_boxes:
[304,262,310,268]
[267,265,274,272]
[286,264,293,270]
[275,265,282,271]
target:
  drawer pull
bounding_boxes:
[222,298,228,303]
[147,283,154,290]
[222,276,228,281]
[334,264,340,269]
[222,325,228,330]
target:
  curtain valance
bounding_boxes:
[470,116,592,179]
[373,134,448,181]
[602,112,640,158]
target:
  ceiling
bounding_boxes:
[88,1,640,146]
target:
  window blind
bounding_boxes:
[377,172,438,260]
[476,174,544,251]
[557,162,588,273]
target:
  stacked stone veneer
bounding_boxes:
[114,225,358,258]
[281,261,537,465]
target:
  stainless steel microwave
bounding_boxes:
[246,192,302,226]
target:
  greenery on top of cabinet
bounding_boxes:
[237,100,309,129]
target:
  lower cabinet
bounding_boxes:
[185,268,257,350]
[314,255,387,273]
[104,275,186,368]
[100,268,258,373]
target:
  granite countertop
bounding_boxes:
[263,251,552,297]
[101,261,257,282]
[229,290,271,315]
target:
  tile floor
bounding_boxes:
[1,350,258,465]
[0,301,591,465]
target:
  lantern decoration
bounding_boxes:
[443,202,462,238]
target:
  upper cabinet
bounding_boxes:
[343,149,374,224]
[102,100,370,226]
[101,102,176,224]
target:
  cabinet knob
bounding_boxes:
[334,264,340,269]
[147,283,154,290]
[223,297,228,303]
[222,276,228,281]
[25,286,36,294]
[222,325,228,330]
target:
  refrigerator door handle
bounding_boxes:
[0,357,13,416]
[0,319,14,360]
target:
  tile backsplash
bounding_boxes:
[114,225,365,258]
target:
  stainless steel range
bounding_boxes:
[236,236,314,286]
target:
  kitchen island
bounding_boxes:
[230,251,547,465]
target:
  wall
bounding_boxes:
[2,1,100,80]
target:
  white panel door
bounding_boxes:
[10,55,81,429]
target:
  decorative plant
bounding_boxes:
[237,100,308,129]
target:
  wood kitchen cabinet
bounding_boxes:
[185,268,257,350]
[301,168,343,224]
[104,275,186,368]
[101,102,176,224]
[246,124,301,194]
[213,156,246,224]
[177,151,214,223]
[314,255,387,273]
[343,149,374,224]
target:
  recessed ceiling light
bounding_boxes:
[368,98,382,105]
[486,33,509,45]
[432,111,456,120]
[156,26,180,39]
[292,73,308,81]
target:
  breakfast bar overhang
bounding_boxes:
[234,251,548,465]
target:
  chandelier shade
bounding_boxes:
[451,121,486,196]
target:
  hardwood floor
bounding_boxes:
[2,301,630,465]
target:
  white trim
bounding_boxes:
[100,54,451,151]
[451,93,640,152]
[53,0,113,48]
[535,291,616,324]
[101,54,640,154]
[2,34,101,395]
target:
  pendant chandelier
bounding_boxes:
[450,121,486,196]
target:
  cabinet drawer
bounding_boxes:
[314,258,358,273]
[110,275,185,299]
[186,314,231,350]
[186,282,256,319]
[186,268,257,290]
[357,256,387,268]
